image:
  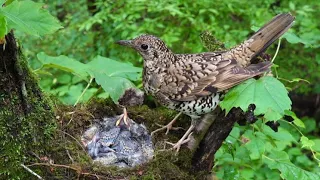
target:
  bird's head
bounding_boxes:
[116,34,171,64]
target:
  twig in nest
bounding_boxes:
[66,108,95,126]
[27,163,105,180]
[57,129,86,151]
[66,149,74,163]
[29,151,41,160]
[20,164,43,180]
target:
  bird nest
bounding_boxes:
[81,115,154,168]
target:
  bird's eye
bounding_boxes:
[141,44,148,50]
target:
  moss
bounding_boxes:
[0,46,57,178]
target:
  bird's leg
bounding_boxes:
[165,124,195,152]
[116,107,130,127]
[151,112,184,136]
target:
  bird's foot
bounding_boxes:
[116,108,130,127]
[151,112,183,136]
[163,124,195,153]
[165,132,193,153]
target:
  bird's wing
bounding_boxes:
[159,53,271,101]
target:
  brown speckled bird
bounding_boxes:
[117,13,295,151]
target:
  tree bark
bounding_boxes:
[190,108,244,172]
[0,32,56,179]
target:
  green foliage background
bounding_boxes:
[13,0,319,179]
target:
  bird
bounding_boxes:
[116,13,295,152]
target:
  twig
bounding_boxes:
[271,38,282,63]
[264,38,282,76]
[27,163,104,180]
[66,149,74,163]
[67,107,95,126]
[20,164,43,180]
[57,129,86,151]
[28,162,80,172]
[29,151,41,160]
[74,76,94,106]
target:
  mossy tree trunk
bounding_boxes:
[0,32,56,179]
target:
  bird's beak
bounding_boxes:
[116,40,133,47]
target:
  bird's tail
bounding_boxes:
[228,13,295,67]
[248,13,295,57]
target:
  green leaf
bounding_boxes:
[56,74,72,84]
[61,84,84,105]
[86,56,142,102]
[82,88,98,102]
[93,71,136,103]
[300,136,315,149]
[3,0,15,6]
[284,110,305,128]
[312,139,320,152]
[220,76,292,120]
[33,69,53,76]
[221,142,236,160]
[221,166,242,180]
[264,108,282,121]
[86,55,142,81]
[97,92,109,99]
[52,85,69,97]
[226,126,240,144]
[316,53,320,65]
[264,150,320,180]
[37,53,142,103]
[262,124,296,143]
[37,52,89,81]
[283,32,308,45]
[0,15,7,38]
[0,0,62,37]
[245,137,265,160]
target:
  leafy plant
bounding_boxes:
[220,76,292,121]
[37,52,142,104]
[0,0,62,38]
[215,118,320,179]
